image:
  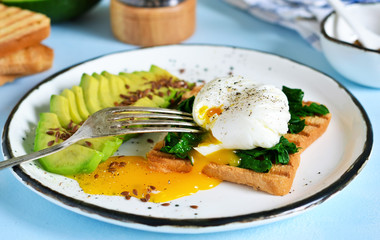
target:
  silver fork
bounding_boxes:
[0,106,201,170]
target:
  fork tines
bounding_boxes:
[107,106,202,134]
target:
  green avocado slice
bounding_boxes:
[34,112,104,175]
[132,71,156,82]
[149,65,179,81]
[72,85,90,120]
[61,89,83,124]
[92,73,115,108]
[119,73,151,92]
[50,95,72,128]
[80,73,102,114]
[78,137,123,162]
[101,71,126,103]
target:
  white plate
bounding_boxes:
[2,45,373,234]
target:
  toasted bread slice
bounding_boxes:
[0,74,20,86]
[147,104,331,196]
[0,44,53,75]
[202,112,331,195]
[0,4,50,57]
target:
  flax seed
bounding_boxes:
[125,195,131,200]
[190,205,198,209]
[46,131,54,135]
[121,191,130,196]
[94,174,99,179]
[133,189,138,196]
[143,89,150,95]
[71,125,79,133]
[47,140,55,146]
[67,120,73,130]
[85,141,92,147]
[109,162,119,168]
[119,162,126,167]
[161,203,170,206]
[149,185,156,190]
[125,84,130,89]
[145,194,151,201]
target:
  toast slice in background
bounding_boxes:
[0,4,50,57]
[0,74,20,85]
[147,103,331,196]
[0,44,53,75]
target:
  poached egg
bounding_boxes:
[192,76,290,158]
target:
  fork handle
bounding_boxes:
[0,140,74,170]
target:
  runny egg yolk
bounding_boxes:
[198,105,223,126]
[70,134,241,203]
[70,155,222,203]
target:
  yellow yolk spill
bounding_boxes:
[70,156,222,203]
[70,131,241,203]
[190,149,240,168]
[195,133,240,167]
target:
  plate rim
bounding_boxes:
[1,44,374,231]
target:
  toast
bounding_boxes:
[0,4,50,57]
[0,74,20,86]
[147,102,331,196]
[0,44,53,75]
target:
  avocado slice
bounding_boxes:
[34,112,104,175]
[72,85,90,120]
[133,71,156,82]
[61,89,83,124]
[50,95,72,128]
[151,95,167,107]
[80,73,102,114]
[78,137,123,162]
[92,73,114,108]
[101,71,125,103]
[133,97,159,107]
[149,65,178,81]
[119,73,151,92]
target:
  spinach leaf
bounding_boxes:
[288,113,306,134]
[236,137,298,172]
[161,95,201,159]
[161,132,202,159]
[282,86,329,133]
[177,96,195,113]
